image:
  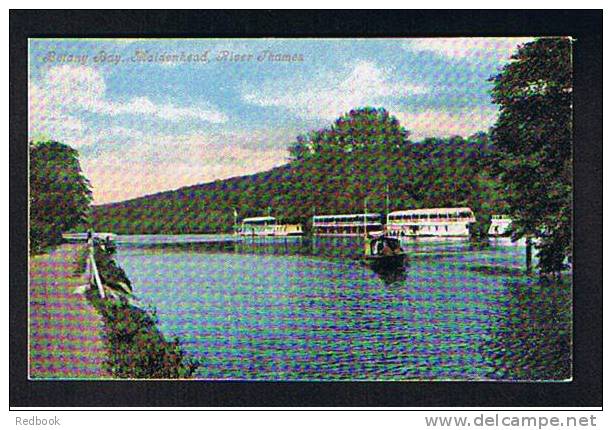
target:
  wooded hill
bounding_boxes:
[92,108,508,235]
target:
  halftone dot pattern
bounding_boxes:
[29,245,111,379]
[114,237,571,381]
[28,38,571,380]
[27,38,537,204]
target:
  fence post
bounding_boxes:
[88,233,105,299]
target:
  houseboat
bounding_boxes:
[312,213,383,237]
[488,215,512,237]
[386,207,476,237]
[271,223,304,236]
[238,216,303,237]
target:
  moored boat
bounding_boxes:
[312,213,383,237]
[362,235,406,270]
[386,207,476,238]
[488,214,512,237]
[237,216,303,237]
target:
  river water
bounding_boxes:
[114,235,571,381]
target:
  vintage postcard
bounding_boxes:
[28,37,573,381]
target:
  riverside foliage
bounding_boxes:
[92,108,507,238]
[88,241,199,378]
[29,141,92,253]
[489,37,573,274]
[88,290,200,378]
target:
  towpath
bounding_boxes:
[29,243,110,379]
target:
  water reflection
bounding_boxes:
[117,235,368,260]
[484,278,572,381]
[368,265,408,286]
[114,234,571,380]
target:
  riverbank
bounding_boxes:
[29,244,110,379]
[29,241,199,379]
[86,241,199,378]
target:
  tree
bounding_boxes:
[489,37,572,274]
[30,141,92,252]
[288,107,409,160]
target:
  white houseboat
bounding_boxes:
[386,207,476,237]
[488,215,512,237]
[312,213,383,236]
[238,216,303,237]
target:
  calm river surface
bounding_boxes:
[114,235,571,381]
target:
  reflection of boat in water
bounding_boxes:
[362,235,406,270]
[370,264,407,285]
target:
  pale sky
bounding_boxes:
[28,38,533,204]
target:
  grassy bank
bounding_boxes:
[87,242,199,378]
[486,274,572,381]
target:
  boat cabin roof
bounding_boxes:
[242,216,276,223]
[313,213,381,219]
[388,207,473,216]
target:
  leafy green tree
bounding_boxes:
[30,141,92,253]
[289,107,409,160]
[489,37,572,274]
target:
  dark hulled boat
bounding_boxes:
[362,235,406,270]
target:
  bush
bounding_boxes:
[88,291,199,378]
[87,245,199,378]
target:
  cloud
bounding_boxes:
[29,65,228,144]
[404,37,535,63]
[393,106,499,140]
[28,64,291,203]
[42,65,107,109]
[92,96,228,123]
[242,60,428,121]
[81,127,293,203]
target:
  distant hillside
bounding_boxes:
[92,135,507,235]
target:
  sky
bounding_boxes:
[28,37,533,204]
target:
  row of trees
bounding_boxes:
[32,38,572,276]
[287,37,574,275]
[489,37,573,274]
[92,128,506,238]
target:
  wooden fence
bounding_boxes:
[87,236,105,299]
